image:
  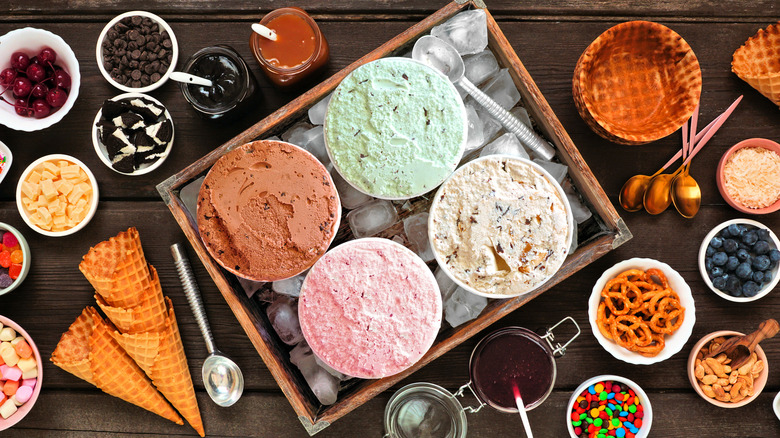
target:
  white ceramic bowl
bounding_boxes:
[774,391,780,421]
[0,315,43,432]
[698,218,780,303]
[324,57,467,201]
[0,27,80,132]
[0,223,31,297]
[95,11,178,93]
[92,92,174,175]
[588,258,696,365]
[0,140,12,185]
[15,154,99,237]
[429,154,574,298]
[566,375,652,438]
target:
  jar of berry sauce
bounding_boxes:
[249,7,329,87]
[382,317,580,438]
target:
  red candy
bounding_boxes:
[9,263,21,280]
[0,251,9,268]
[2,232,18,248]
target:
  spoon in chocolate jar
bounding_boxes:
[412,35,555,160]
[169,71,214,87]
[171,243,244,407]
[706,319,779,369]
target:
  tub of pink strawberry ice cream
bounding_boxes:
[298,238,441,379]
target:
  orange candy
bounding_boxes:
[9,250,22,264]
[8,264,22,280]
[3,379,19,396]
[14,340,32,359]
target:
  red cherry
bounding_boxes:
[12,76,32,98]
[10,52,29,71]
[26,63,46,83]
[38,48,57,65]
[53,69,71,89]
[0,68,16,87]
[30,82,48,99]
[14,98,32,117]
[28,56,40,66]
[45,87,67,107]
[31,99,51,118]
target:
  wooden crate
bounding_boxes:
[157,0,632,434]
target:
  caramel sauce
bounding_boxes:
[257,13,316,69]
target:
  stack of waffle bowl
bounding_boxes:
[732,22,780,108]
[51,228,204,436]
[573,20,702,145]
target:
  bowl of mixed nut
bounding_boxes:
[687,330,768,408]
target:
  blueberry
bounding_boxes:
[736,262,753,279]
[710,236,723,248]
[712,252,728,266]
[720,228,731,238]
[706,245,716,257]
[728,224,745,237]
[753,255,771,271]
[742,281,761,297]
[738,241,750,251]
[712,275,728,291]
[726,256,740,271]
[757,228,770,241]
[743,231,758,246]
[754,240,771,255]
[726,276,743,295]
[753,271,765,284]
[764,271,773,283]
[705,257,714,271]
[736,248,750,261]
[711,266,724,278]
[723,239,739,254]
[769,249,780,264]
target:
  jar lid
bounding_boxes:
[384,382,467,438]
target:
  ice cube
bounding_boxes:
[464,103,485,152]
[346,199,398,238]
[533,158,568,184]
[308,93,333,126]
[464,50,499,85]
[430,9,488,56]
[263,135,281,141]
[272,272,306,297]
[563,180,593,224]
[392,235,406,245]
[237,276,266,299]
[479,133,530,160]
[314,355,351,381]
[403,212,435,262]
[290,342,340,405]
[332,170,373,210]
[180,176,204,216]
[281,122,313,143]
[266,296,304,346]
[297,126,330,166]
[444,287,488,327]
[434,267,458,302]
[480,69,521,110]
[475,106,502,143]
[510,106,533,130]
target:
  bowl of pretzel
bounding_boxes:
[588,258,696,365]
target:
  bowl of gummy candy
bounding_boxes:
[0,316,42,431]
[0,224,30,297]
[0,27,80,132]
[699,219,780,302]
[566,375,652,438]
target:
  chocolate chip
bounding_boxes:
[150,72,161,82]
[140,75,150,86]
[158,49,167,59]
[107,29,118,40]
[131,16,142,26]
[162,38,172,49]
[139,51,148,61]
[127,29,139,40]
[148,52,157,61]
[131,70,141,80]
[135,34,146,46]
[128,60,138,69]
[127,41,138,51]
[143,63,155,75]
[131,80,141,88]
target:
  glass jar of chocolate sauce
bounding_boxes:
[249,7,329,87]
[383,317,580,438]
[180,45,257,120]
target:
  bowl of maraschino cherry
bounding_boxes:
[0,27,80,131]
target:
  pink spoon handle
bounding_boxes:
[660,113,719,170]
[682,95,743,167]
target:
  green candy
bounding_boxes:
[572,420,582,426]
[628,404,637,413]
[605,408,613,416]
[612,418,621,427]
[599,392,608,400]
[594,418,603,427]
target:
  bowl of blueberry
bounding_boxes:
[699,219,780,302]
[0,27,80,131]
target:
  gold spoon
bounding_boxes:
[619,153,681,212]
[671,107,702,218]
[643,165,685,215]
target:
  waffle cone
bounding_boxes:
[80,227,152,308]
[573,21,702,144]
[732,22,780,107]
[95,266,167,334]
[110,298,204,437]
[50,307,182,425]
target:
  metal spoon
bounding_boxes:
[412,36,555,160]
[171,243,244,407]
[671,107,701,218]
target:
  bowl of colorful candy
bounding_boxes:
[0,316,42,431]
[0,141,12,186]
[698,219,780,302]
[0,224,30,297]
[0,27,80,132]
[567,375,652,438]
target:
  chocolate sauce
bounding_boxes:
[188,54,242,108]
[470,329,554,410]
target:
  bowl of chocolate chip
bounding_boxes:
[92,92,173,175]
[96,11,178,93]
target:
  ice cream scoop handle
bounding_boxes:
[171,243,217,355]
[457,77,555,160]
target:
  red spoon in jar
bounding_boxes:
[513,384,534,438]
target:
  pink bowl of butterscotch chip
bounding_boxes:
[717,138,780,214]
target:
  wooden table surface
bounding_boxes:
[1,1,779,437]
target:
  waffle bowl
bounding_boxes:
[732,22,780,107]
[573,21,702,145]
